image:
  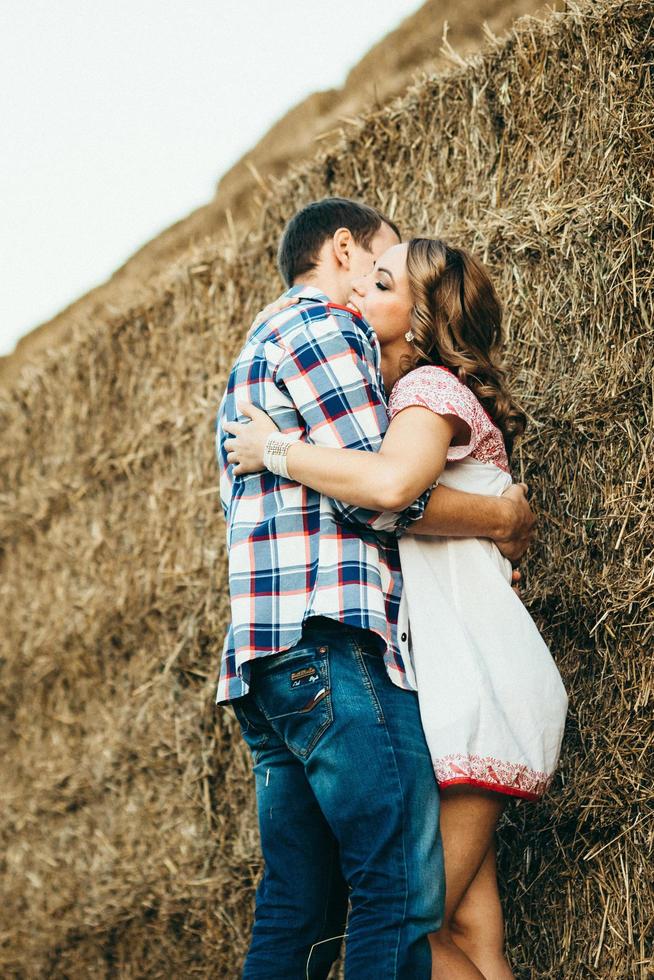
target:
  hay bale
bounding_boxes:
[1,1,652,976]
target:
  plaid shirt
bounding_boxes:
[215,285,429,704]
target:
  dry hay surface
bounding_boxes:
[1,1,652,977]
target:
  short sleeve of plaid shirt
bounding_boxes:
[273,305,429,531]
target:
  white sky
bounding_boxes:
[0,0,424,357]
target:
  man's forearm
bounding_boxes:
[410,484,509,539]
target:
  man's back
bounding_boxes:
[215,285,423,704]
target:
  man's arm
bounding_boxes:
[412,482,536,563]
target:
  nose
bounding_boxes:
[351,274,367,296]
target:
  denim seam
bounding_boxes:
[318,839,334,941]
[310,837,343,976]
[385,725,410,978]
[235,699,271,752]
[352,638,410,977]
[396,779,409,978]
[351,640,385,725]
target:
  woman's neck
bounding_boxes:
[381,342,412,396]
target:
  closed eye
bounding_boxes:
[375,281,389,291]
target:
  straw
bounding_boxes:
[1,1,652,976]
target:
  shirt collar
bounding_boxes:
[286,284,331,304]
[285,284,380,353]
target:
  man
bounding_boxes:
[215,198,533,978]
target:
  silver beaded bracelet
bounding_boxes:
[263,432,297,479]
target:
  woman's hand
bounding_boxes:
[223,402,280,475]
[246,294,299,340]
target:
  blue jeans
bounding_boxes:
[231,617,444,979]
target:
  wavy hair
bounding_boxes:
[404,238,527,456]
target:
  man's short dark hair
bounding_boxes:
[277,197,401,287]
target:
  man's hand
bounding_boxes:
[495,483,536,564]
[246,295,298,340]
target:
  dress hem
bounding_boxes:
[437,776,543,801]
[434,752,553,800]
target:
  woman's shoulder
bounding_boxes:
[394,364,457,385]
[389,364,510,471]
[389,364,479,414]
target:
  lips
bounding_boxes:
[346,299,362,316]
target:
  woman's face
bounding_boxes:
[348,242,413,346]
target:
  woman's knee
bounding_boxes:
[429,925,457,952]
[449,900,505,955]
[450,910,475,943]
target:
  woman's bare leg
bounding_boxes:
[428,785,506,979]
[450,843,514,979]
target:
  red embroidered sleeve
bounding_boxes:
[388,365,509,471]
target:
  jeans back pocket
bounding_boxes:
[253,644,333,759]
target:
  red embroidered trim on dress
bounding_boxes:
[435,753,552,800]
[388,365,510,472]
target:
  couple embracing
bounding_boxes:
[215,198,568,979]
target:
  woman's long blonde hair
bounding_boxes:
[404,238,526,456]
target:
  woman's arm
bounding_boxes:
[224,402,536,562]
[224,402,464,512]
[292,406,460,510]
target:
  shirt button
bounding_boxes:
[401,632,407,643]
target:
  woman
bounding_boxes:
[223,238,568,979]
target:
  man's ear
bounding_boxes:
[332,227,353,270]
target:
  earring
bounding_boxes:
[405,329,415,343]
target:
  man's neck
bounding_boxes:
[292,274,346,306]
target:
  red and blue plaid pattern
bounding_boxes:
[215,286,429,703]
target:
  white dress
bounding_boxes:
[391,366,568,800]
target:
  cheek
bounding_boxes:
[386,298,411,338]
[365,295,407,342]
[364,294,385,329]
[360,284,410,334]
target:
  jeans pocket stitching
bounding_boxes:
[260,655,333,758]
[301,684,334,759]
[257,643,329,676]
